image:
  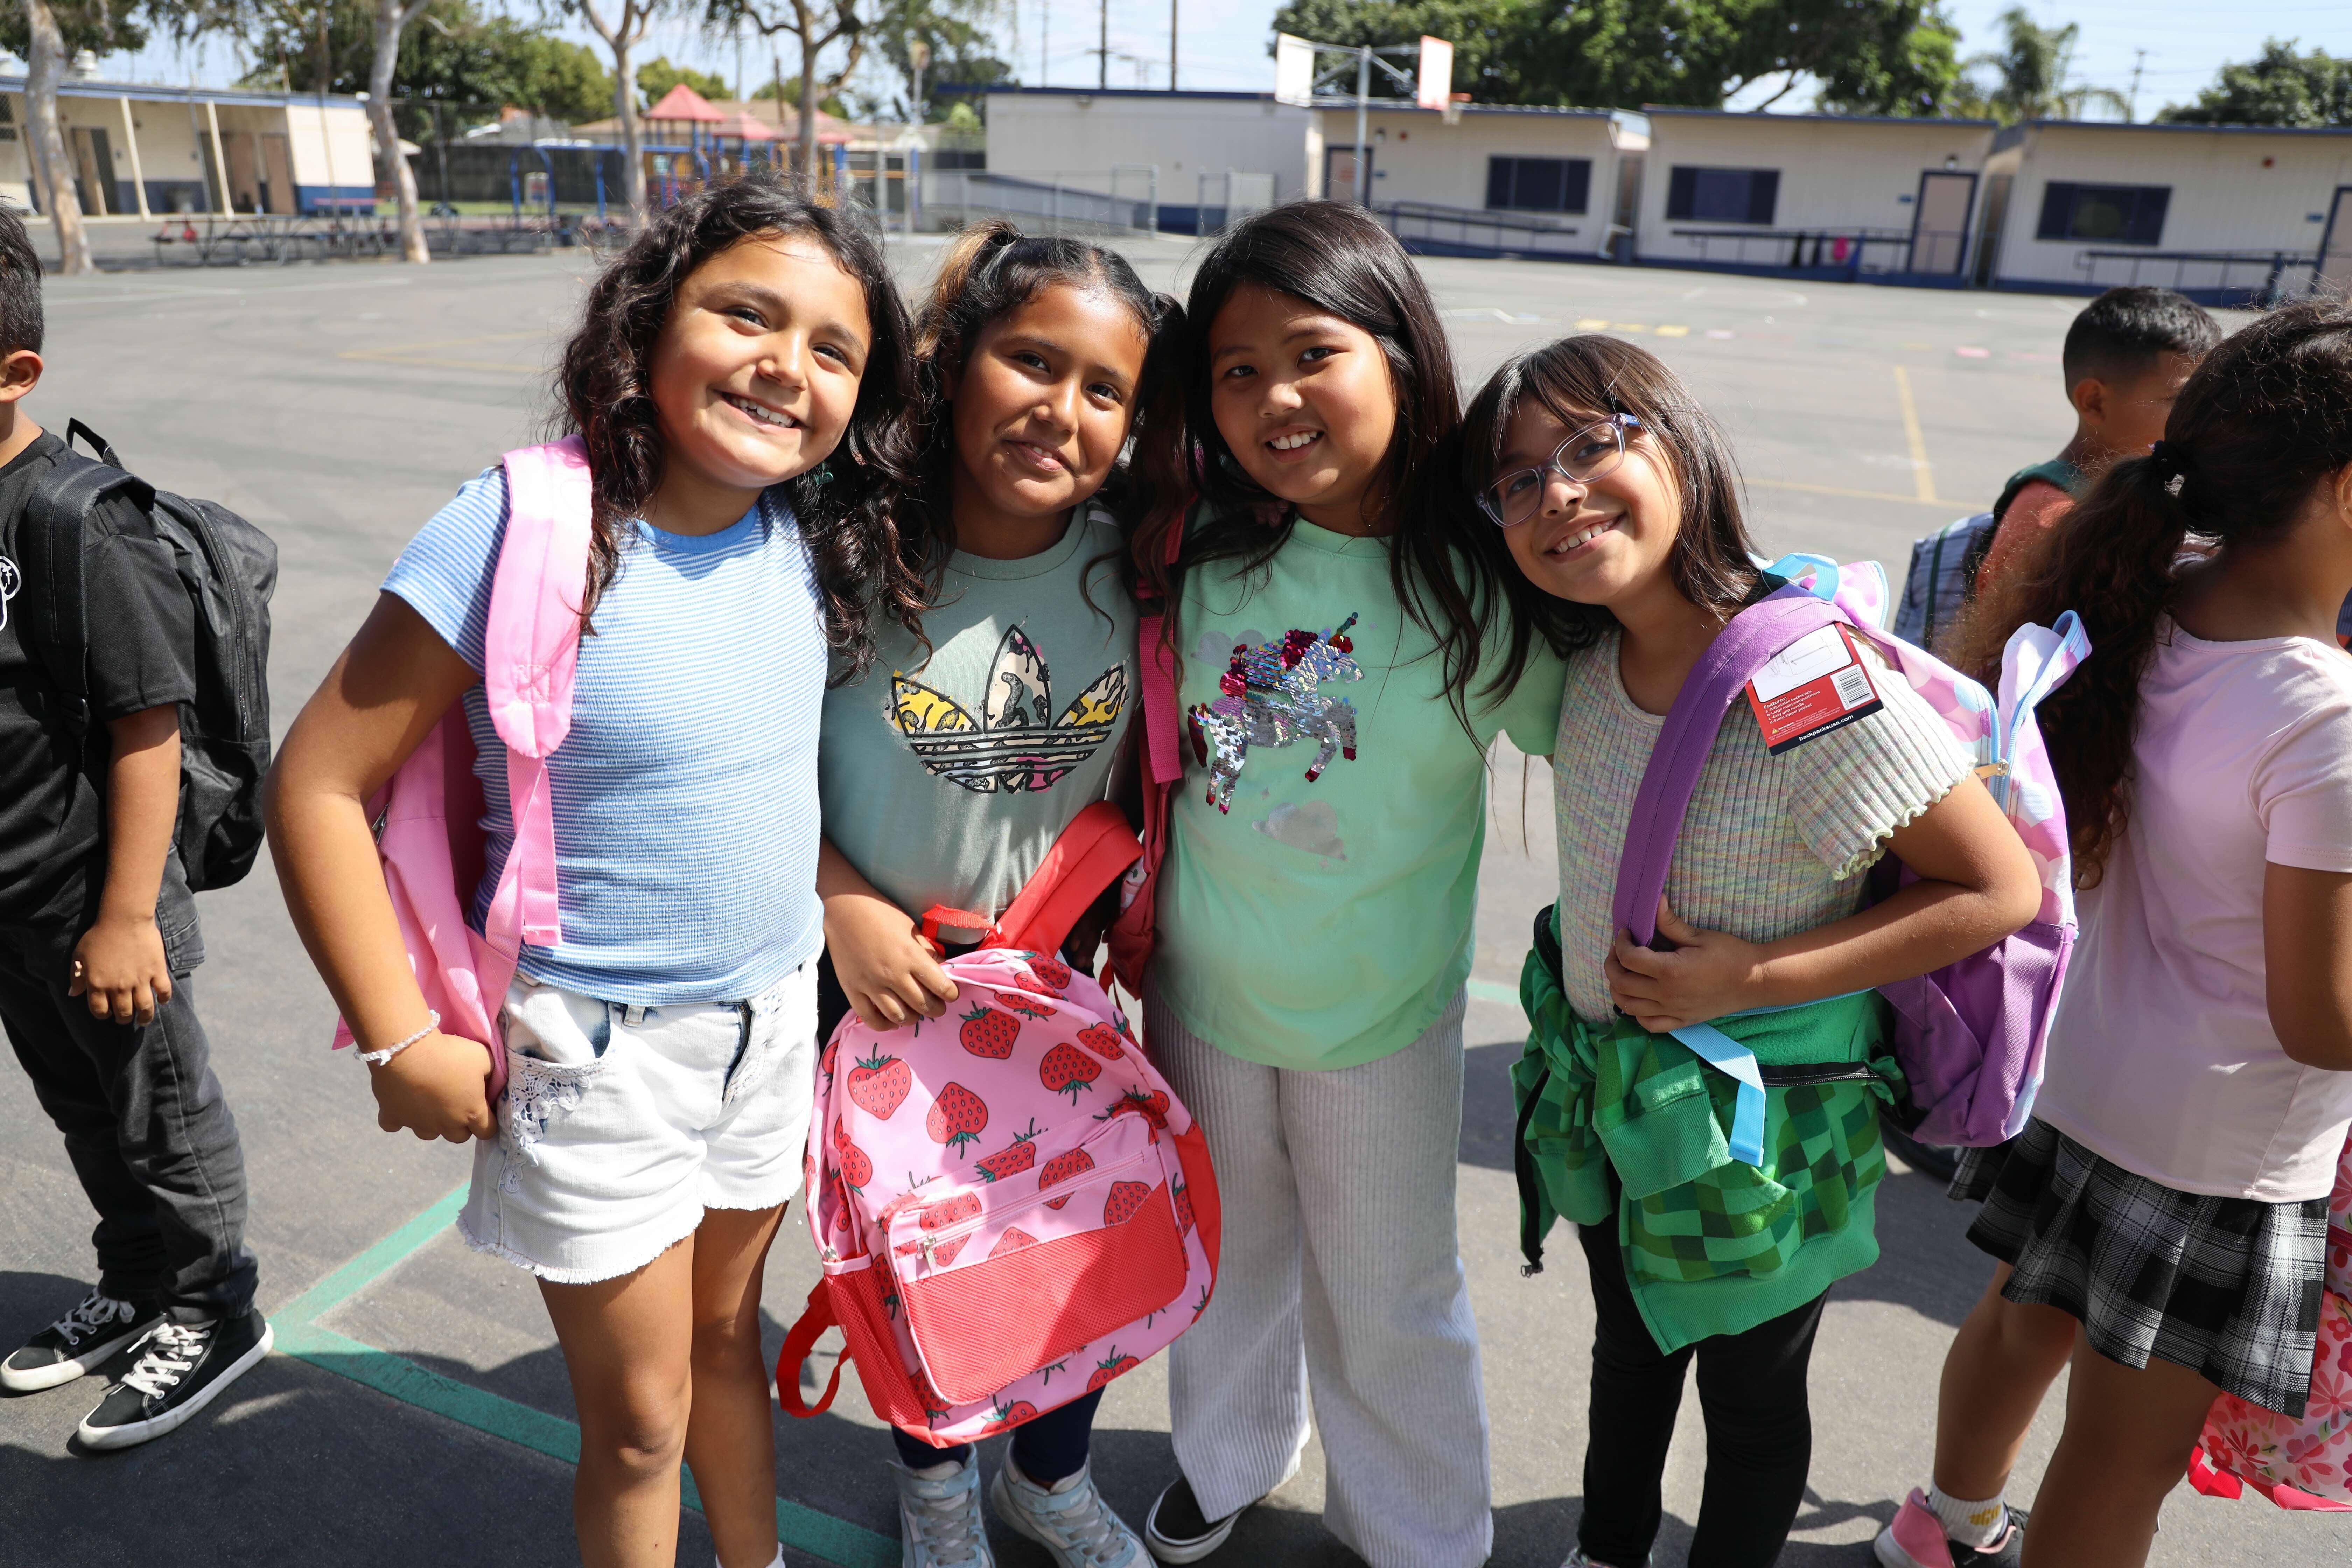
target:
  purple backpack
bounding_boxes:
[1620,557,2088,1151]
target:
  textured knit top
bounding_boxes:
[1552,625,1973,1023]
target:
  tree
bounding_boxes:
[2162,40,2352,128]
[369,0,434,262]
[561,0,666,216]
[236,0,612,123]
[1953,6,2126,124]
[1265,0,1959,114]
[871,0,1006,122]
[636,54,729,104]
[706,0,866,178]
[3,0,148,275]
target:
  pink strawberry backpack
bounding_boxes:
[779,801,1222,1447]
[327,440,593,1095]
[1631,554,2088,1152]
[2189,1128,2352,1512]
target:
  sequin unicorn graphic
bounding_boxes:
[1188,615,1363,815]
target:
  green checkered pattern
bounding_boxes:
[1513,911,1903,1349]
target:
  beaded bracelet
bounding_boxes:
[355,1011,440,1068]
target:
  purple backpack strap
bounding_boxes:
[1611,588,1845,945]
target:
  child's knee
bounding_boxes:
[583,1377,692,1471]
[688,1309,763,1373]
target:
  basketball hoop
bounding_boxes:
[1442,92,1468,126]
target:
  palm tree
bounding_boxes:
[1956,6,2128,122]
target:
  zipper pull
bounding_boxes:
[918,1235,937,1269]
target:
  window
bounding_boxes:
[1666,166,1779,225]
[2035,182,2169,246]
[1486,156,1591,215]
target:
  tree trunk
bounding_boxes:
[370,0,430,263]
[798,45,819,184]
[613,35,647,218]
[23,0,91,276]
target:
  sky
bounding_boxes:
[59,0,2352,118]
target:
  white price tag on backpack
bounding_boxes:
[1744,624,1883,754]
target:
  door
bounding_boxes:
[261,133,295,214]
[2320,187,2352,297]
[1610,154,1643,259]
[1324,145,1371,205]
[1910,170,1976,275]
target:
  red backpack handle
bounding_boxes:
[776,1285,846,1418]
[918,800,1141,957]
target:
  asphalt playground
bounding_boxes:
[1,234,2343,1568]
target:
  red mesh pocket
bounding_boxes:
[830,1267,933,1431]
[902,1182,1186,1405]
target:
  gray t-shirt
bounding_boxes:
[819,505,1137,932]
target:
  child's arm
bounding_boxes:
[264,594,496,1142]
[1606,777,2041,1033]
[2262,864,2352,1071]
[69,705,182,1027]
[817,838,958,1030]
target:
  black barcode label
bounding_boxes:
[1832,664,1872,708]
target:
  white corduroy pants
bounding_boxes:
[1146,989,1493,1568]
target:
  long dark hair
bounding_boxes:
[1957,298,2352,886]
[1136,202,1511,713]
[905,219,1186,580]
[553,174,925,677]
[1459,334,1766,664]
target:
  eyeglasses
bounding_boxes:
[1476,414,1643,528]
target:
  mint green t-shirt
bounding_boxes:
[1155,518,1566,1070]
[819,505,1136,931]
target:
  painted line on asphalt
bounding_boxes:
[268,1184,897,1568]
[1891,364,1939,504]
[1467,978,1520,1010]
[1748,476,1952,509]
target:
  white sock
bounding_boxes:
[1926,1483,2007,1548]
[716,1550,784,1568]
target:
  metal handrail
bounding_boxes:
[2074,246,2322,304]
[1376,201,1586,258]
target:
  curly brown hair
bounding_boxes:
[552,174,926,678]
[1954,298,2352,886]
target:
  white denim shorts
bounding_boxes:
[456,961,819,1284]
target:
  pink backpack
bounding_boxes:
[1624,556,2088,1154]
[328,440,593,1094]
[779,802,1222,1447]
[2188,1129,2352,1512]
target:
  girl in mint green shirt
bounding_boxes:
[1126,202,1564,1568]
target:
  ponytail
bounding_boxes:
[1955,298,2352,885]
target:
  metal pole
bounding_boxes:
[1354,47,1370,206]
[1098,0,1107,89]
[1170,0,1177,89]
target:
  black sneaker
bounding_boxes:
[1,1289,163,1393]
[1144,1476,1253,1564]
[76,1308,273,1450]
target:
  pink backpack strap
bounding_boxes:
[479,438,593,957]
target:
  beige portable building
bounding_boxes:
[1636,108,1996,281]
[0,73,375,219]
[1981,119,2352,303]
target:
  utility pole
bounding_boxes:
[2126,48,2146,122]
[1098,0,1107,89]
[1041,0,1048,87]
[1169,0,1176,90]
[1353,45,1370,205]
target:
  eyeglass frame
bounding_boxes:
[1475,412,1645,528]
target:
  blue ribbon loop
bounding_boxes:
[1668,1021,1768,1166]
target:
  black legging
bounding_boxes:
[889,1388,1103,1484]
[1574,1215,1828,1568]
[818,954,1104,1487]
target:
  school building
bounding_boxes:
[0,73,375,218]
[1977,118,2352,302]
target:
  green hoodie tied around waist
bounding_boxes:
[1511,905,1904,1353]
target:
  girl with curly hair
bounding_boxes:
[265,176,922,1568]
[1881,299,2352,1568]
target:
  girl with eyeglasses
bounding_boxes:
[1464,336,2038,1568]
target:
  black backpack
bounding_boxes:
[18,421,277,892]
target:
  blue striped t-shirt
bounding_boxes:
[383,467,827,1005]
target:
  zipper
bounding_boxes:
[890,1129,1163,1272]
[176,502,260,734]
[1757,1060,1886,1088]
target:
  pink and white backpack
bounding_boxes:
[328,440,593,1092]
[779,802,1222,1447]
[1635,554,2088,1150]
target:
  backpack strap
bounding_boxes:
[1612,587,1844,945]
[480,438,593,956]
[776,1286,847,1418]
[1990,457,2089,523]
[18,440,154,741]
[919,800,1142,957]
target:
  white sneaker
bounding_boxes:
[990,1454,1145,1568]
[891,1454,993,1568]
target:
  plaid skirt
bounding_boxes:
[1953,1118,2330,1416]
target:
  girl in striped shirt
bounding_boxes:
[266,181,926,1568]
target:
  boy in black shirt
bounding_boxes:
[0,205,266,1447]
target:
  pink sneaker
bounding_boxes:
[1872,1489,2025,1568]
